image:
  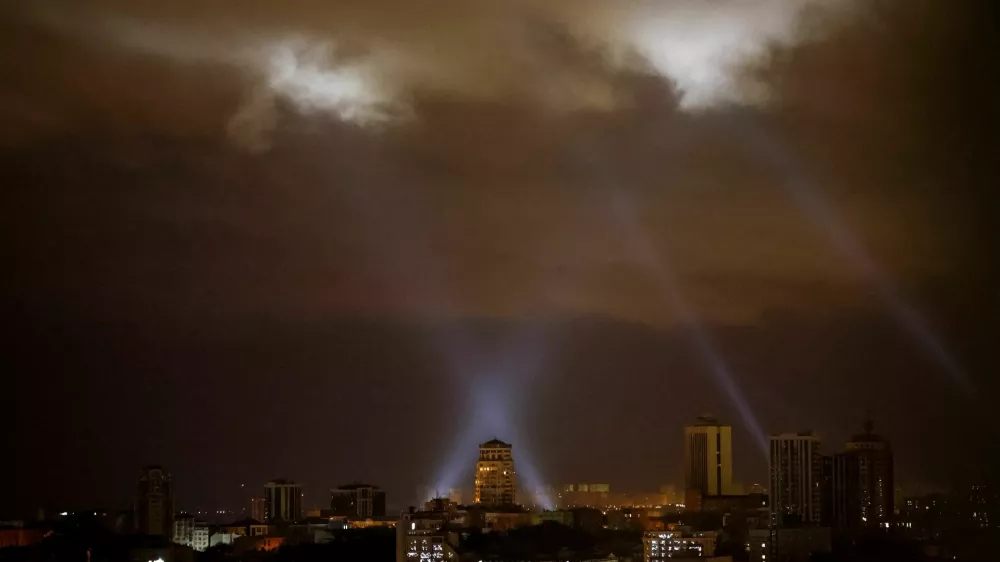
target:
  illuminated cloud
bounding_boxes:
[224,37,406,150]
[23,0,845,145]
[262,39,391,124]
[616,0,810,108]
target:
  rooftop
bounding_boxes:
[480,438,512,448]
[692,415,721,426]
[333,483,382,491]
[770,431,819,439]
[849,414,888,443]
[224,518,263,527]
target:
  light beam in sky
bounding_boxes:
[722,113,973,393]
[572,137,771,457]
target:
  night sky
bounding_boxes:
[2,0,998,517]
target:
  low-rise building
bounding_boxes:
[533,508,604,534]
[209,532,238,548]
[396,513,460,562]
[748,527,831,562]
[259,537,284,551]
[173,515,209,551]
[220,518,270,537]
[643,530,717,561]
[535,510,575,526]
[192,523,209,552]
[232,535,285,554]
[0,527,43,548]
[173,514,195,547]
[608,508,668,531]
[701,494,767,513]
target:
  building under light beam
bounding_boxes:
[474,439,516,505]
[684,416,736,504]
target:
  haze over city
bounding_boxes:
[3,0,998,543]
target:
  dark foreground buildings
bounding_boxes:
[830,417,894,533]
[135,465,173,536]
[330,483,387,518]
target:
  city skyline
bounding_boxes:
[7,412,998,561]
[9,413,913,520]
[5,0,999,524]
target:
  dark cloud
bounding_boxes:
[2,0,998,515]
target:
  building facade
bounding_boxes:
[560,484,611,508]
[136,465,173,535]
[173,514,195,547]
[396,514,460,562]
[769,433,823,526]
[831,418,894,533]
[684,416,735,498]
[474,439,516,505]
[221,518,271,537]
[749,527,831,562]
[330,483,387,518]
[643,530,717,561]
[192,524,210,552]
[174,515,210,552]
[0,528,43,548]
[264,479,302,523]
[251,497,265,523]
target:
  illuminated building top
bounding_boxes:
[474,439,516,505]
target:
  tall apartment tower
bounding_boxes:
[330,483,387,518]
[264,479,302,523]
[684,416,735,498]
[250,497,266,522]
[831,416,894,532]
[769,432,823,526]
[474,439,516,505]
[136,465,173,535]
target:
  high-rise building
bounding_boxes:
[135,465,173,535]
[250,497,265,523]
[330,483,387,518]
[264,479,302,523]
[770,432,823,526]
[831,417,894,533]
[474,439,516,505]
[684,416,735,498]
[821,454,834,527]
